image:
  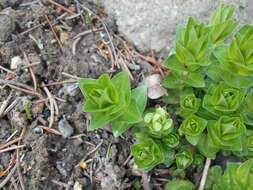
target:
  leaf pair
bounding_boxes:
[78,71,147,136]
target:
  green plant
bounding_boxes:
[212,159,253,190]
[165,179,195,190]
[179,115,207,145]
[144,107,174,138]
[78,71,147,136]
[78,3,253,189]
[131,139,165,171]
[207,116,246,151]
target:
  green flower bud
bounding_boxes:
[144,108,173,138]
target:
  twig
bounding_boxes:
[40,79,76,87]
[43,84,55,127]
[6,130,18,142]
[0,137,23,150]
[62,72,79,79]
[16,128,26,190]
[51,180,69,188]
[18,23,45,37]
[72,28,103,55]
[6,84,42,97]
[199,158,211,190]
[0,65,15,74]
[23,52,37,91]
[0,164,18,188]
[122,154,132,166]
[21,62,40,69]
[47,0,76,15]
[76,140,103,167]
[45,15,63,51]
[0,79,34,91]
[3,97,20,115]
[0,90,13,116]
[37,125,62,135]
[72,28,103,39]
[0,145,26,154]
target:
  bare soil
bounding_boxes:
[0,0,162,190]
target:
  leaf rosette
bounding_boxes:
[131,140,165,171]
[203,82,245,116]
[79,71,147,134]
[207,116,246,151]
[179,115,207,145]
[78,72,131,129]
[179,94,200,117]
[175,148,193,170]
[162,132,180,148]
[144,108,173,138]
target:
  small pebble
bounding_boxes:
[11,56,23,69]
[58,119,74,138]
[73,181,82,190]
[59,83,79,97]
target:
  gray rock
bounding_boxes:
[58,119,74,138]
[101,0,253,54]
[0,14,14,43]
[0,0,18,8]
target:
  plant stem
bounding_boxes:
[199,158,211,190]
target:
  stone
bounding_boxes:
[0,14,14,43]
[58,119,74,138]
[11,56,23,69]
[101,0,253,55]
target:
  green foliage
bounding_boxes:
[205,166,223,189]
[79,4,253,189]
[78,71,147,136]
[165,179,195,190]
[131,140,165,171]
[144,107,174,138]
[213,159,253,190]
[163,4,238,90]
[203,83,245,116]
[207,116,246,151]
[179,115,207,145]
[175,148,193,170]
[162,132,180,148]
[179,94,200,117]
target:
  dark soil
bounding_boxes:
[0,0,160,190]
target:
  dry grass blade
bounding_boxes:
[42,84,55,127]
[47,0,76,15]
[45,15,63,51]
[0,145,26,154]
[23,52,37,91]
[37,125,62,135]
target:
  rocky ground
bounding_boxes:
[0,0,252,190]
